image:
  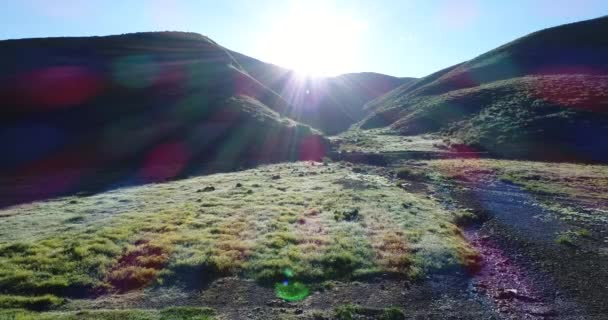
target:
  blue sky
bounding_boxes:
[2,0,607,77]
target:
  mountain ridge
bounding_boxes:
[229,49,415,134]
[357,15,608,162]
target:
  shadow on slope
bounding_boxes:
[0,32,327,208]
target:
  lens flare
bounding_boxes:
[274,281,310,302]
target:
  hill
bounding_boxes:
[230,50,415,134]
[1,25,608,320]
[358,16,608,162]
[0,32,325,205]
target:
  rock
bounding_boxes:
[312,312,327,320]
[271,175,281,180]
[496,259,508,266]
[235,183,243,187]
[198,186,215,192]
[515,293,538,302]
[266,299,289,308]
[495,289,518,300]
[498,306,510,313]
[295,308,304,315]
[523,305,556,316]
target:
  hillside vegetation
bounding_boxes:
[0,32,325,206]
[0,162,478,313]
[2,17,608,320]
[358,16,608,162]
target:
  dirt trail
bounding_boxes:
[433,174,607,319]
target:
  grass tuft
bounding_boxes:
[334,208,360,222]
[159,307,215,320]
[0,307,215,320]
[395,168,424,181]
[333,304,361,320]
[381,307,406,320]
[555,233,575,246]
[0,294,64,311]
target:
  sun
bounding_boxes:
[259,2,367,76]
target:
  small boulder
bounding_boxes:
[495,288,518,300]
[199,186,215,192]
[523,305,556,316]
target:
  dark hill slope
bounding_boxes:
[0,32,325,205]
[359,16,608,162]
[230,50,415,134]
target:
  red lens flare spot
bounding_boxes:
[298,135,326,161]
[529,74,608,111]
[8,148,93,201]
[154,64,185,91]
[17,66,104,109]
[139,142,189,182]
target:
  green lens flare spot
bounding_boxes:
[274,281,310,302]
[283,268,294,278]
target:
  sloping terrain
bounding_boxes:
[0,161,483,319]
[231,51,415,134]
[1,18,608,320]
[423,159,608,317]
[0,32,325,206]
[358,16,608,162]
[1,158,607,319]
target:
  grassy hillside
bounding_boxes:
[358,16,608,162]
[0,162,478,313]
[230,51,415,134]
[0,32,325,206]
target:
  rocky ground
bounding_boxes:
[1,136,607,319]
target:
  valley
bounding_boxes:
[1,14,607,320]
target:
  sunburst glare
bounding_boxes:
[259,2,367,76]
